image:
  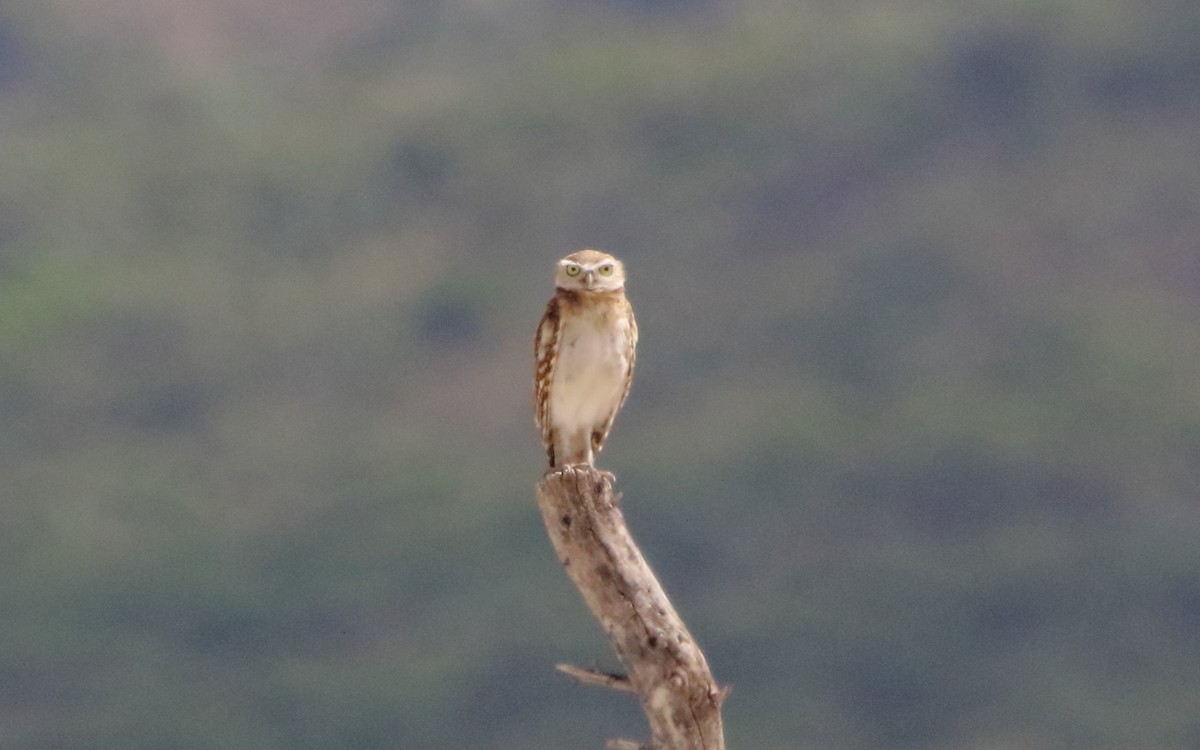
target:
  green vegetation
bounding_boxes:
[3,0,1200,747]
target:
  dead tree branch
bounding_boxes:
[535,466,727,750]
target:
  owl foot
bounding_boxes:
[545,462,591,479]
[546,463,616,487]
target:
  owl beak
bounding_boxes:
[583,271,596,289]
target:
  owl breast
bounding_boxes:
[549,312,632,433]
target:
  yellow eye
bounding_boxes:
[564,264,581,277]
[598,264,614,276]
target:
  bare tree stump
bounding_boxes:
[535,466,727,750]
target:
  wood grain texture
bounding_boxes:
[535,467,726,750]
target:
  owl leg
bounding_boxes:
[556,430,592,467]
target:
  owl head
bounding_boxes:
[554,249,627,293]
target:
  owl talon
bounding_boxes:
[545,463,613,477]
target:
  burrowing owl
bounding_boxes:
[534,249,638,469]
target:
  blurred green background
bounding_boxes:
[3,0,1200,748]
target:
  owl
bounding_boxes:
[534,249,638,469]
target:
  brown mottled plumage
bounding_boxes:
[534,249,638,468]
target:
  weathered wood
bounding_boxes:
[535,466,727,750]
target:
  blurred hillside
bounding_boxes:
[3,0,1200,748]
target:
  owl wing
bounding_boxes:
[591,298,638,454]
[533,296,562,464]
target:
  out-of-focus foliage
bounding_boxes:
[3,0,1200,747]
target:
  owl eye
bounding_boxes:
[598,264,614,276]
[564,264,582,277]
